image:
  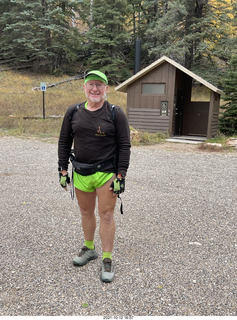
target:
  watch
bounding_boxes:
[58,166,66,172]
[118,173,126,178]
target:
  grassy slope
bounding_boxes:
[0,70,127,139]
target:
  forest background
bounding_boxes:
[0,0,237,137]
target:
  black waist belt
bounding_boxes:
[70,155,116,176]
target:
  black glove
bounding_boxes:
[59,172,70,189]
[110,177,125,194]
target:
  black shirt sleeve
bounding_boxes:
[114,106,131,175]
[58,105,75,170]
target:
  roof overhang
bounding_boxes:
[115,56,224,95]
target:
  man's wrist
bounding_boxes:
[60,170,68,175]
[117,173,126,179]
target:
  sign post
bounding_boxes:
[40,82,46,119]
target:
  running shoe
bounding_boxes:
[73,246,98,266]
[100,258,114,282]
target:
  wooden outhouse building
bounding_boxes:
[115,56,224,139]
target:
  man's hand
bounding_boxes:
[59,171,70,191]
[110,177,125,195]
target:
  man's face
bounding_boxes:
[83,80,108,104]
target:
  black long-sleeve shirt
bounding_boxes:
[58,101,131,175]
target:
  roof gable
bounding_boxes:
[115,56,224,95]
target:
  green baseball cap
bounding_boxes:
[84,70,108,85]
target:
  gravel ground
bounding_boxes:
[0,136,236,316]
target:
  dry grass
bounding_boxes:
[130,127,169,145]
[198,143,226,152]
[0,69,127,138]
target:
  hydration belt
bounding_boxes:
[70,154,116,176]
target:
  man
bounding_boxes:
[58,70,131,282]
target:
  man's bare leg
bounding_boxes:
[75,188,97,241]
[96,175,117,253]
[73,188,98,266]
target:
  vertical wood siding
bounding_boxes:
[127,62,175,133]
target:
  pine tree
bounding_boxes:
[0,0,82,72]
[127,0,165,67]
[145,0,187,64]
[144,0,235,84]
[0,0,39,66]
[84,0,132,83]
[219,55,237,135]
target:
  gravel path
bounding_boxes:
[0,136,236,316]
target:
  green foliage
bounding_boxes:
[205,133,228,144]
[219,55,237,135]
[84,0,132,84]
[81,303,88,308]
[0,0,236,84]
[0,0,82,72]
[144,0,236,84]
[145,0,187,63]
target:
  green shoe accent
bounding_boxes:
[84,240,94,250]
[103,252,112,261]
[73,246,98,266]
[100,258,114,283]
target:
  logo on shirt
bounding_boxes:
[95,126,106,137]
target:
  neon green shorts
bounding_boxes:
[73,171,114,192]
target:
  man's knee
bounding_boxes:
[80,207,94,217]
[99,210,114,224]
